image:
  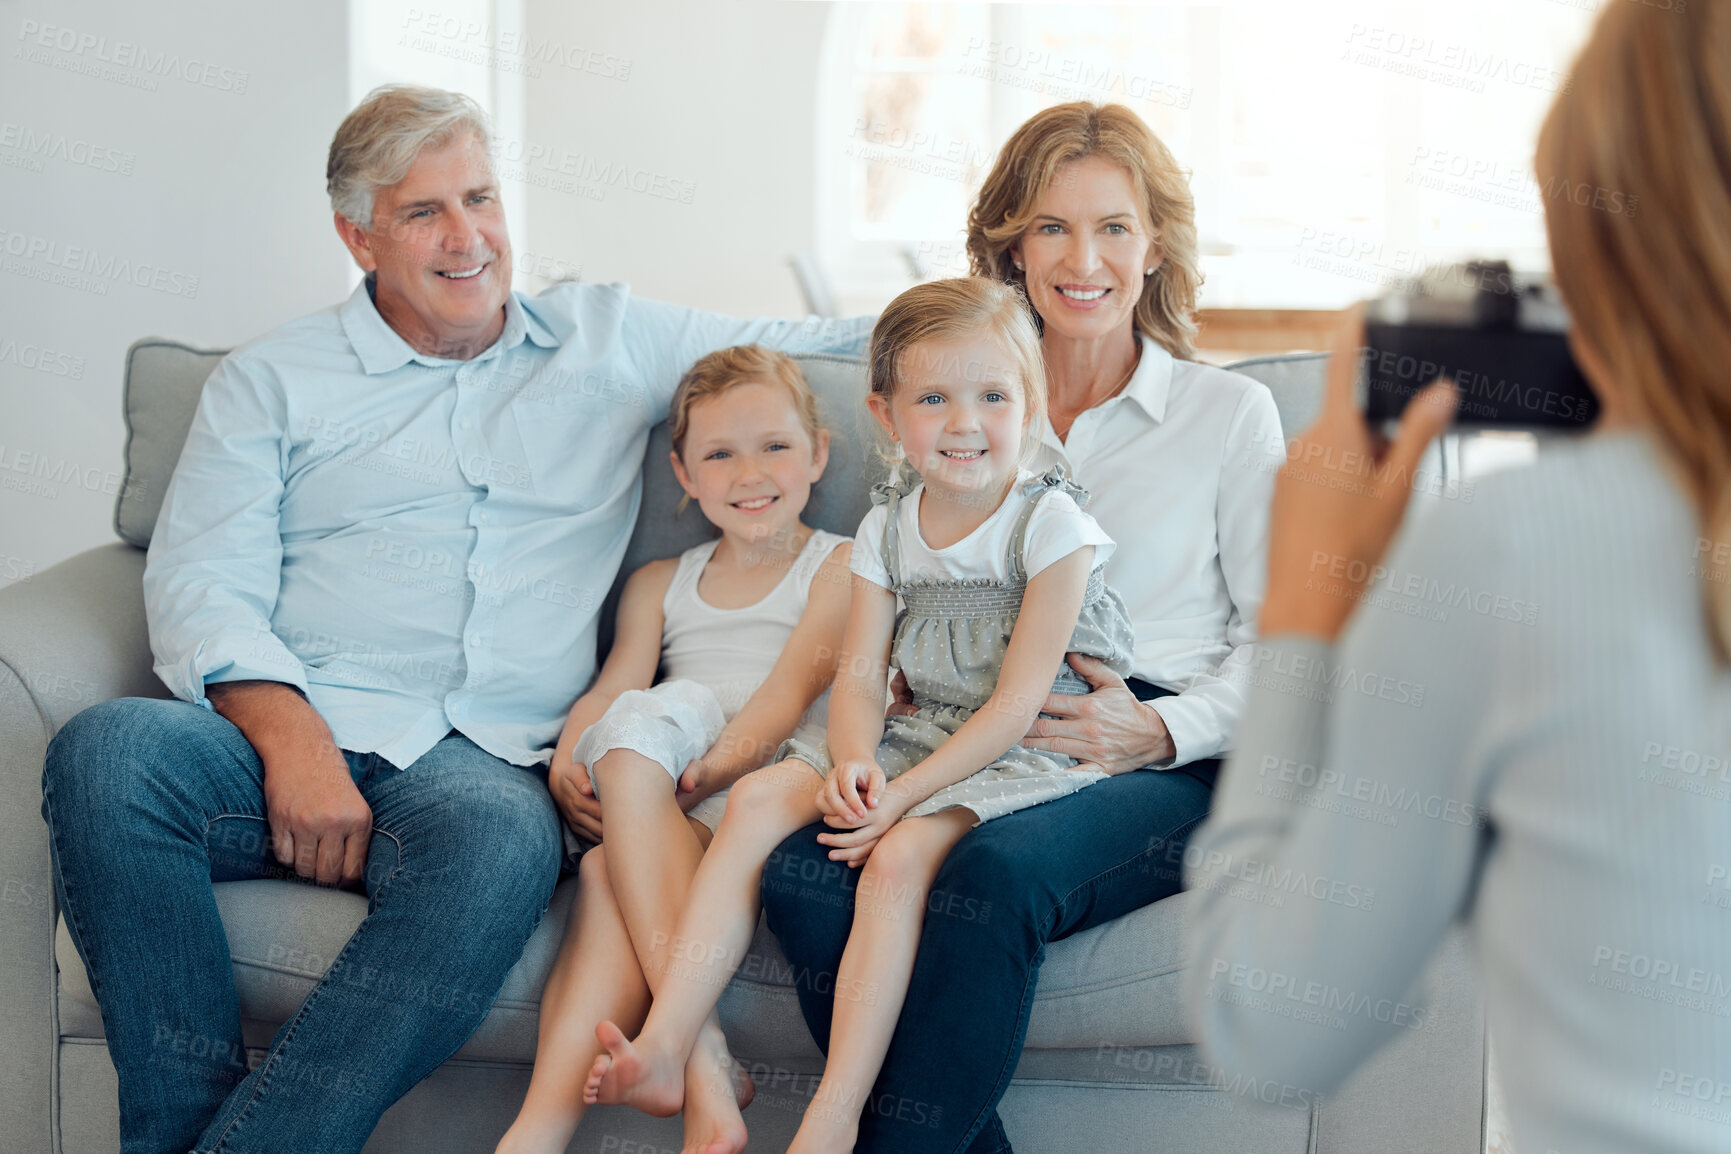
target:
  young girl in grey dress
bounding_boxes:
[585,277,1136,1154]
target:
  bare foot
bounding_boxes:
[679,1035,755,1154]
[583,1020,687,1116]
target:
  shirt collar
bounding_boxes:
[1121,334,1174,423]
[338,280,559,375]
[1036,333,1175,454]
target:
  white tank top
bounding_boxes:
[660,529,848,746]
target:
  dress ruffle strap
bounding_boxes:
[869,465,920,507]
[871,464,920,588]
[1021,463,1092,510]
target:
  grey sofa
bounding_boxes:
[0,341,1486,1153]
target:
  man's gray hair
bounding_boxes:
[326,85,494,230]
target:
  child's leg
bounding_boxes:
[496,846,648,1153]
[587,758,827,1113]
[502,750,728,1152]
[789,808,977,1154]
[588,749,709,983]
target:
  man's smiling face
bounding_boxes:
[335,131,513,359]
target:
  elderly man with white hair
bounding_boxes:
[39,85,867,1154]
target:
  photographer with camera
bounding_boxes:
[1185,5,1731,1152]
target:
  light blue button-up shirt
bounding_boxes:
[144,281,870,769]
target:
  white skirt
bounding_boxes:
[570,679,731,833]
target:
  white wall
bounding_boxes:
[0,0,351,589]
[517,0,828,316]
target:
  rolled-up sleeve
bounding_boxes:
[1148,385,1284,766]
[142,355,307,706]
[621,298,873,418]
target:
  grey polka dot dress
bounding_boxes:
[780,466,1138,825]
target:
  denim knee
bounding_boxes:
[763,824,854,906]
[417,779,561,917]
[761,823,856,953]
[43,697,204,818]
[927,826,1051,939]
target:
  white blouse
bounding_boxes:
[1028,335,1285,768]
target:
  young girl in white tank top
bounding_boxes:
[499,347,853,1154]
[602,524,846,835]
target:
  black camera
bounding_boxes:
[1361,261,1599,431]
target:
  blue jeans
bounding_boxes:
[41,697,562,1154]
[762,761,1214,1154]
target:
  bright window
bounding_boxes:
[817,4,1600,313]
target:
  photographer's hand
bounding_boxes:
[1259,307,1458,642]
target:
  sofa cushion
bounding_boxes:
[56,879,1195,1064]
[1225,352,1328,436]
[115,339,228,549]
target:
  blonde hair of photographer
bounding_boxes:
[1538,1,1731,659]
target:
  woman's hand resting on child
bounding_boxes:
[890,658,1177,773]
[815,759,909,867]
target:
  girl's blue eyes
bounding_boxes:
[706,444,790,460]
[913,392,1008,406]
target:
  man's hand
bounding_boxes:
[207,681,372,887]
[549,753,603,842]
[1021,654,1176,774]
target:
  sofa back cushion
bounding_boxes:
[1225,351,1327,436]
[116,340,229,548]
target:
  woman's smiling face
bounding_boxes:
[1011,154,1160,345]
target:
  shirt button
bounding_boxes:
[459,418,473,430]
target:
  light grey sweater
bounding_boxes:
[1185,430,1731,1153]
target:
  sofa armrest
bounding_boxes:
[0,543,163,736]
[0,543,162,1152]
[1317,926,1485,1153]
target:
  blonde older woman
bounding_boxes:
[1187,5,1731,1153]
[762,103,1286,1154]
